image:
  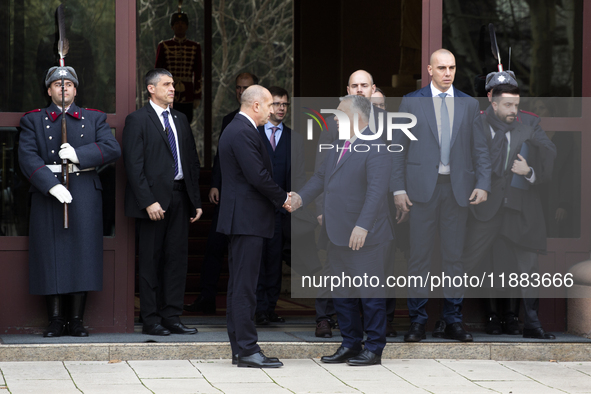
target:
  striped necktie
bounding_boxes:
[162,111,179,177]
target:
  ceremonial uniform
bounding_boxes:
[19,102,121,295]
[155,37,202,122]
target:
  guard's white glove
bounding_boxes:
[49,184,73,204]
[59,143,79,164]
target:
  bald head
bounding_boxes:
[240,85,274,126]
[429,49,454,65]
[427,49,456,92]
[347,70,375,98]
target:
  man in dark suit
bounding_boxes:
[390,49,491,342]
[291,95,393,366]
[462,83,556,339]
[312,70,392,338]
[123,69,202,336]
[184,72,258,314]
[217,85,289,368]
[254,86,306,325]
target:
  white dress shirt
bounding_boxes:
[150,100,184,180]
[264,121,283,144]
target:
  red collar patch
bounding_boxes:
[23,109,41,117]
[45,108,81,122]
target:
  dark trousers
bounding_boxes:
[174,102,194,125]
[328,241,388,355]
[256,211,284,314]
[137,188,190,325]
[200,202,228,299]
[315,257,336,323]
[407,182,468,325]
[227,234,264,357]
[335,297,387,355]
[463,217,542,329]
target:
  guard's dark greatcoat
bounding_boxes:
[19,102,121,295]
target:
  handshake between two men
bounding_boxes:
[282,191,368,251]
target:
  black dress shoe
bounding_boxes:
[315,320,332,338]
[444,322,473,342]
[523,327,556,340]
[503,316,522,335]
[386,321,397,337]
[233,353,279,365]
[142,323,171,336]
[162,322,198,335]
[268,312,285,323]
[255,312,269,326]
[183,295,216,314]
[237,351,283,368]
[404,322,426,342]
[320,346,361,363]
[346,349,381,366]
[485,314,502,335]
[432,320,446,338]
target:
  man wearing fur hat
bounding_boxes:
[18,66,121,338]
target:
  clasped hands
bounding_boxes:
[283,192,367,250]
[282,191,302,213]
[48,143,79,204]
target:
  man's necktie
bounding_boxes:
[337,141,351,163]
[504,141,511,171]
[439,92,450,166]
[270,126,279,151]
[162,111,179,177]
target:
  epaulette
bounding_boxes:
[23,109,41,117]
[85,108,105,113]
[519,109,539,118]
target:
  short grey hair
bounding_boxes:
[240,84,268,107]
[339,95,371,123]
[145,68,173,96]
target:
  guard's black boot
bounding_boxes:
[43,295,65,338]
[485,313,503,335]
[67,292,89,337]
[484,298,502,335]
[502,298,522,335]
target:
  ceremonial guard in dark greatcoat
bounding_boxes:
[155,2,203,124]
[18,64,121,337]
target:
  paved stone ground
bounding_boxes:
[1,359,590,394]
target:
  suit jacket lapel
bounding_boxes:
[508,124,525,163]
[258,126,274,156]
[450,96,466,148]
[146,105,169,147]
[419,88,440,144]
[171,112,185,155]
[238,114,274,175]
[330,130,369,177]
[284,128,291,173]
[331,140,352,176]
